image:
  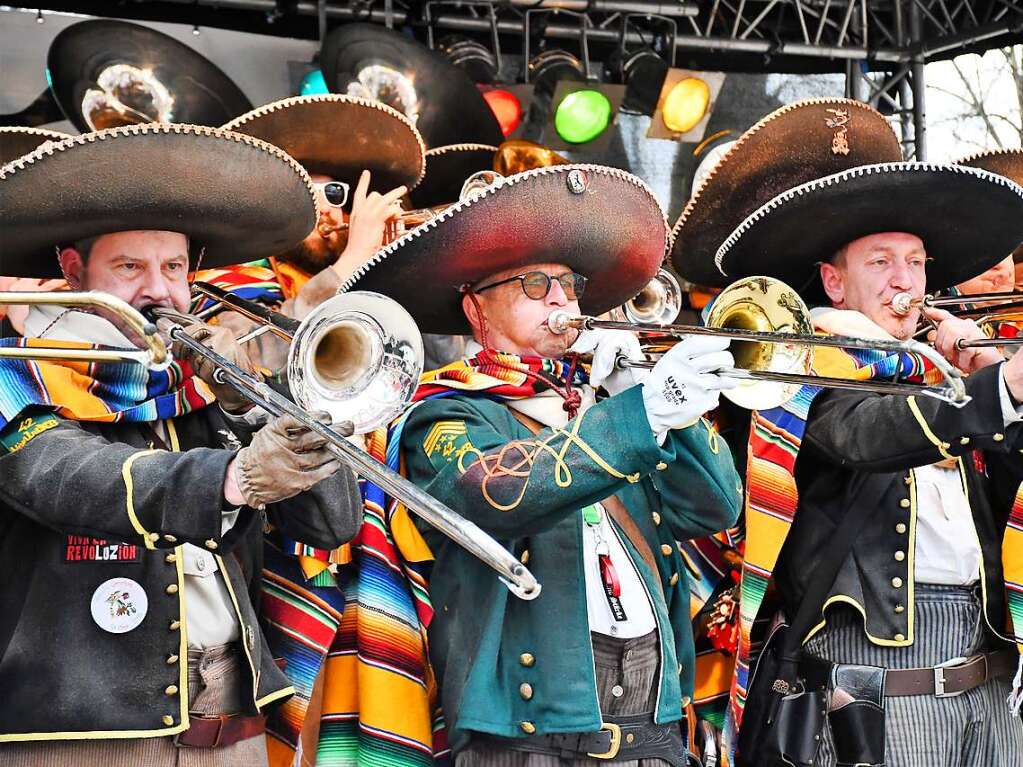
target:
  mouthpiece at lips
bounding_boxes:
[546,311,574,334]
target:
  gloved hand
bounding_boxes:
[641,335,736,442]
[572,328,647,396]
[170,318,261,414]
[228,413,354,509]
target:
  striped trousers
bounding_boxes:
[457,631,679,766]
[804,583,1023,767]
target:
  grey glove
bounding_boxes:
[170,319,261,414]
[234,413,353,509]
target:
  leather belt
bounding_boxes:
[884,649,1017,698]
[175,713,266,748]
[474,714,695,766]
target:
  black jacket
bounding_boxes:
[776,363,1023,647]
[0,404,362,742]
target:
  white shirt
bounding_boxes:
[26,304,242,648]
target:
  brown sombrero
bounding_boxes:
[48,19,252,132]
[342,164,668,334]
[221,94,426,193]
[0,123,315,278]
[957,148,1023,263]
[0,127,72,166]
[713,162,1023,295]
[671,98,902,286]
[407,143,498,209]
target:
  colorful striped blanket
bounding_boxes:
[0,337,214,428]
[722,344,1023,764]
[262,350,586,767]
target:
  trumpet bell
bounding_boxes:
[288,291,424,433]
[706,276,814,410]
[624,269,683,325]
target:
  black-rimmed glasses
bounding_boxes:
[474,270,588,301]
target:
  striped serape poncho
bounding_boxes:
[262,350,586,767]
[721,343,1023,765]
[191,261,285,313]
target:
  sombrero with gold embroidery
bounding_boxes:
[0,127,72,166]
[712,162,1023,294]
[957,147,1023,263]
[341,165,668,334]
[407,143,498,209]
[221,94,426,193]
[671,98,902,286]
[1,123,315,277]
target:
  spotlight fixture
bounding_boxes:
[483,89,523,136]
[437,34,498,85]
[647,69,726,142]
[298,68,329,96]
[547,80,625,150]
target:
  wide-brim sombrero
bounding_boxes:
[713,162,1023,296]
[320,23,504,150]
[221,94,425,192]
[958,147,1023,263]
[0,126,72,166]
[1,123,315,278]
[341,165,668,334]
[672,98,902,286]
[48,19,252,132]
[407,143,498,208]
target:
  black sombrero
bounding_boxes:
[957,148,1023,263]
[48,19,252,132]
[320,23,504,150]
[222,94,426,192]
[0,123,315,278]
[341,164,668,334]
[713,162,1023,294]
[672,98,902,286]
[407,143,498,209]
[0,127,72,166]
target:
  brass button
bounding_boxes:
[148,532,160,543]
[669,572,679,586]
[899,499,910,509]
[205,539,219,550]
[169,620,181,631]
[904,476,912,486]
[520,721,536,735]
[611,685,624,698]
[656,462,668,471]
[519,653,535,668]
[894,551,905,562]
[163,534,177,543]
[678,663,684,675]
[895,523,907,534]
[660,544,672,557]
[626,733,636,744]
[681,696,692,707]
[165,584,179,595]
[892,577,903,588]
[894,604,905,614]
[165,553,177,564]
[993,433,1005,442]
[161,715,174,726]
[519,683,533,701]
[166,654,179,665]
[895,633,906,641]
[165,685,178,696]
[652,511,662,526]
[960,437,971,445]
[520,549,530,565]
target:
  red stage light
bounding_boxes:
[483,89,523,136]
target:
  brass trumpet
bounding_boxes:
[552,276,969,409]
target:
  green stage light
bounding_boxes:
[554,89,612,144]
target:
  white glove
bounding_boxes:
[641,336,736,443]
[572,328,647,396]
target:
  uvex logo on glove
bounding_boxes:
[661,376,689,407]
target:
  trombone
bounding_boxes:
[2,285,540,600]
[553,276,969,410]
[891,291,1023,349]
[0,290,169,369]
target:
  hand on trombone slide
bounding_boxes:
[921,306,1004,374]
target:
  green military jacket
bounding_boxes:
[400,384,742,752]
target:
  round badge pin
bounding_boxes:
[90,577,149,634]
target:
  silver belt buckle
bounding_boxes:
[933,655,970,698]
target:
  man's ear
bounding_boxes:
[462,292,482,335]
[819,262,845,307]
[57,248,86,290]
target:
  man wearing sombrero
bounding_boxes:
[677,109,1023,764]
[0,124,362,765]
[340,165,743,765]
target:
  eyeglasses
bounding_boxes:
[474,270,588,301]
[315,181,350,208]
